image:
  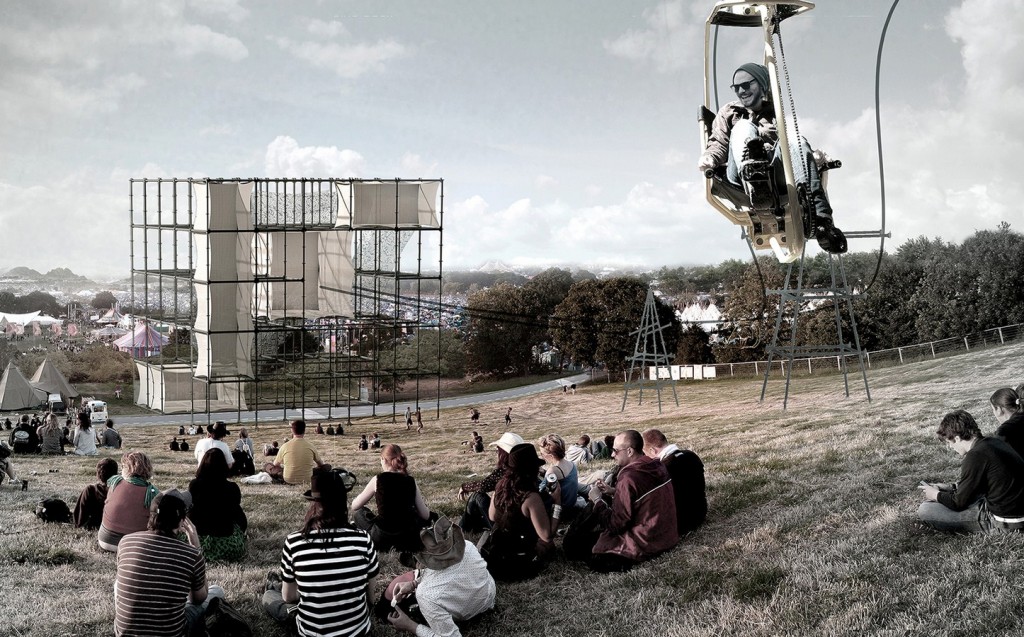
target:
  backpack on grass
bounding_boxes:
[35,498,72,523]
[203,596,253,637]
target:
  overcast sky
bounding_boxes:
[0,0,1019,280]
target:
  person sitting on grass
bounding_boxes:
[382,516,496,637]
[482,443,554,581]
[263,467,379,637]
[10,415,38,454]
[919,409,1024,533]
[73,412,98,456]
[565,435,593,466]
[74,457,118,530]
[188,449,248,562]
[456,432,523,533]
[359,434,369,451]
[538,433,582,524]
[642,428,708,536]
[0,441,20,485]
[98,451,161,552]
[193,421,234,469]
[274,420,325,485]
[991,387,1024,460]
[577,430,679,572]
[351,444,433,553]
[99,419,122,449]
[38,413,65,455]
[114,489,225,637]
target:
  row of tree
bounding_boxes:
[402,222,1024,377]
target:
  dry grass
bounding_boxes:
[2,343,1023,636]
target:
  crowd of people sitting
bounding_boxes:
[4,409,710,636]
[1,411,123,485]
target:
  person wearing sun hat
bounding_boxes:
[384,516,496,637]
[193,420,234,469]
[456,432,524,533]
[481,443,555,581]
[264,467,379,636]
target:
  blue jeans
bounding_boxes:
[725,120,830,218]
[917,500,992,534]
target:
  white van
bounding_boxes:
[86,400,108,426]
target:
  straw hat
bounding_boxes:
[415,516,465,570]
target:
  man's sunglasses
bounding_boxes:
[731,80,758,93]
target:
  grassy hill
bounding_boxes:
[3,341,1023,636]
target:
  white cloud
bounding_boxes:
[307,19,350,38]
[400,152,438,177]
[263,136,365,178]
[0,71,146,120]
[604,0,705,72]
[535,175,558,189]
[273,37,406,78]
[188,0,250,21]
[171,23,248,61]
[662,148,688,167]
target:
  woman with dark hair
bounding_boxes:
[992,387,1024,459]
[188,449,247,561]
[482,443,554,581]
[73,411,98,456]
[74,458,119,529]
[263,468,379,636]
[351,444,432,552]
[98,451,160,552]
[456,432,523,533]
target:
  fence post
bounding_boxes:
[808,358,812,374]
[754,361,759,375]
[730,363,734,377]
[866,351,871,368]
[898,348,903,364]
[930,342,935,358]
[964,336,970,351]
[999,328,1005,345]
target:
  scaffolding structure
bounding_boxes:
[621,288,679,413]
[759,249,871,408]
[129,178,444,424]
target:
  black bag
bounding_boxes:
[562,502,603,562]
[203,596,253,637]
[35,498,72,523]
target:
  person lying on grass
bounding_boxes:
[918,409,1024,533]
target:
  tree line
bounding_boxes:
[392,222,1024,379]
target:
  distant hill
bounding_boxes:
[3,266,43,280]
[44,267,91,283]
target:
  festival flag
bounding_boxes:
[52,324,62,337]
[68,323,79,337]
[32,323,42,336]
[4,322,14,335]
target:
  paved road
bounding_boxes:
[115,372,591,428]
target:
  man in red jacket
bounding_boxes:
[586,429,678,572]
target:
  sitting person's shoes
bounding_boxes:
[265,570,283,592]
[815,215,848,254]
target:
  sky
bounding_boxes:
[0,0,1021,280]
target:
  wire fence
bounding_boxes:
[706,322,1024,379]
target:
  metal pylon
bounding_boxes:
[622,288,679,413]
[759,247,871,408]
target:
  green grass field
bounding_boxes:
[2,342,1023,636]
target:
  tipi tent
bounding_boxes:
[0,362,46,411]
[96,307,124,325]
[30,358,79,401]
[113,322,169,358]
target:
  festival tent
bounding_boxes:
[30,358,79,401]
[113,322,169,358]
[0,362,46,411]
[96,307,124,325]
[93,325,128,339]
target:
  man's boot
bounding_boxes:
[740,139,774,210]
[811,191,847,254]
